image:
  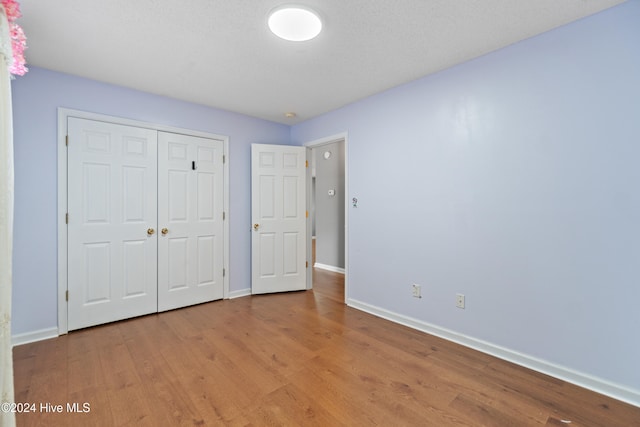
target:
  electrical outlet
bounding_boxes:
[412,284,422,299]
[456,293,465,309]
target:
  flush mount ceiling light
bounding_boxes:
[268,6,322,41]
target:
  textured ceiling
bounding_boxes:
[18,0,626,124]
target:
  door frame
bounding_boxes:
[57,108,230,335]
[303,132,348,302]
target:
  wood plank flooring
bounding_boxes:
[13,269,640,426]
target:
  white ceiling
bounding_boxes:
[18,0,625,124]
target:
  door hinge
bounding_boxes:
[65,135,69,146]
[65,213,69,224]
[305,160,309,168]
[306,210,309,218]
[306,261,308,268]
[223,268,226,277]
[65,290,69,301]
[223,211,225,220]
[223,155,226,164]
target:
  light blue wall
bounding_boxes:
[11,67,290,335]
[292,1,640,393]
[10,0,640,400]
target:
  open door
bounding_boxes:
[251,144,307,294]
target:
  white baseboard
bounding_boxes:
[347,298,640,409]
[12,327,58,347]
[228,288,252,299]
[11,290,255,346]
[314,263,345,274]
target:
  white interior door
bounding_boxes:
[158,132,225,311]
[251,144,307,294]
[67,118,158,330]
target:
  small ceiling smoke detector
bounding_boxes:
[268,6,322,42]
[284,112,297,119]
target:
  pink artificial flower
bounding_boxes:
[8,23,27,75]
[1,0,21,22]
[2,0,28,76]
[9,21,24,43]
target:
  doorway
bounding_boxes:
[305,133,348,302]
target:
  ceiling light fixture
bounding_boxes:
[268,6,322,42]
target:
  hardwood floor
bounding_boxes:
[13,269,640,426]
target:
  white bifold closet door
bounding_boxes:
[67,118,224,331]
[157,132,224,311]
[67,118,158,330]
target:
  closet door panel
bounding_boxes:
[67,118,158,330]
[158,132,224,311]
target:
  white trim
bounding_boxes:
[57,111,68,334]
[303,132,348,302]
[222,137,230,301]
[305,147,313,290]
[12,327,58,347]
[57,108,230,336]
[314,263,345,274]
[347,297,640,409]
[228,288,251,299]
[58,108,230,139]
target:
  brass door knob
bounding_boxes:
[253,223,260,231]
[161,228,169,235]
[147,228,155,236]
